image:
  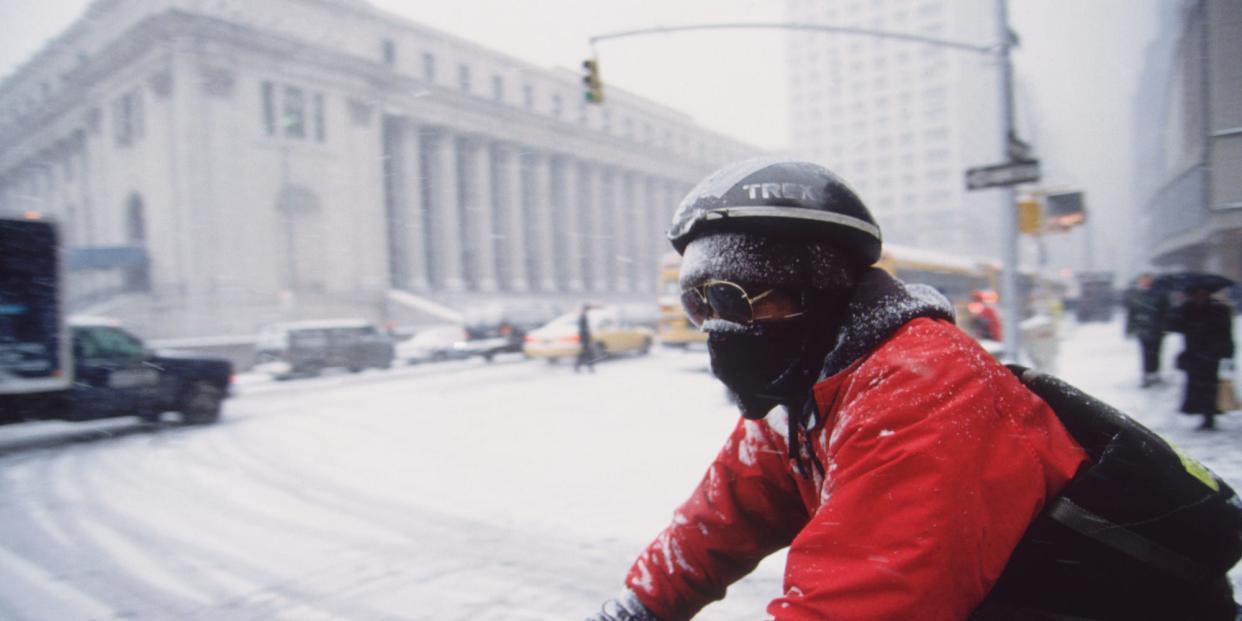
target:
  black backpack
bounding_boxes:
[973,366,1242,621]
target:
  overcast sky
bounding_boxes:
[0,0,1163,272]
[1008,0,1159,273]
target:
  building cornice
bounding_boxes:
[2,8,753,163]
[3,3,751,147]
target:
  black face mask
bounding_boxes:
[707,319,810,419]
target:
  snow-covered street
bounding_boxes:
[1,319,1240,620]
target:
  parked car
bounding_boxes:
[254,319,394,378]
[396,325,468,364]
[460,302,560,361]
[522,307,654,362]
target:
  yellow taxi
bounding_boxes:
[522,307,654,361]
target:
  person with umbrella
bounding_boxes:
[1166,274,1235,429]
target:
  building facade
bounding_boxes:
[1133,0,1242,281]
[784,0,1005,257]
[0,0,755,337]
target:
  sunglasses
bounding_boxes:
[680,280,805,328]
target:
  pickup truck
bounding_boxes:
[70,317,232,423]
[2,316,233,426]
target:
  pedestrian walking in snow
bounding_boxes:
[1169,286,1235,429]
[1125,273,1168,387]
[575,304,595,373]
[584,159,1104,621]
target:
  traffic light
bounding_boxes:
[1017,198,1042,235]
[582,59,604,104]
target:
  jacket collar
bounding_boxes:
[818,268,955,381]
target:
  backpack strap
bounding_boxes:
[1046,497,1209,583]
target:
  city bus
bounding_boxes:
[656,252,707,348]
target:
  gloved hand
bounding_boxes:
[584,589,660,621]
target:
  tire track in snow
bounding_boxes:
[3,448,212,618]
[1,424,395,620]
[67,402,607,619]
[0,457,120,621]
[66,424,415,621]
[0,542,117,621]
[213,390,629,615]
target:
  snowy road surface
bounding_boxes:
[1,319,1240,620]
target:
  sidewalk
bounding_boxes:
[1057,318,1242,483]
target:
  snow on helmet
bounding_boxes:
[668,158,882,265]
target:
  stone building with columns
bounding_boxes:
[0,0,756,337]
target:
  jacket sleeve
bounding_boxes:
[769,327,1087,621]
[625,416,811,621]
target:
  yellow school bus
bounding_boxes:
[657,252,708,348]
[874,244,999,323]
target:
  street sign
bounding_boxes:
[964,159,1041,191]
[1045,191,1086,229]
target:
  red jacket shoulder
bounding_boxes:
[784,316,1087,620]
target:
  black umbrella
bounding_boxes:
[1151,271,1234,294]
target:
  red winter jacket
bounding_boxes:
[624,314,1088,620]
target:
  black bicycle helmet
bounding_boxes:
[668,158,882,265]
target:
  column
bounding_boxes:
[647,178,672,293]
[397,121,429,289]
[527,152,557,292]
[426,129,464,291]
[557,156,584,292]
[582,162,610,292]
[634,174,659,293]
[462,136,498,292]
[601,168,621,291]
[494,143,528,291]
[609,168,631,293]
[655,179,680,290]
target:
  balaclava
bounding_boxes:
[680,232,858,419]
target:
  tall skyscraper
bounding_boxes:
[785,0,1005,257]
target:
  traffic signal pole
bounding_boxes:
[995,0,1023,362]
[589,22,993,54]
